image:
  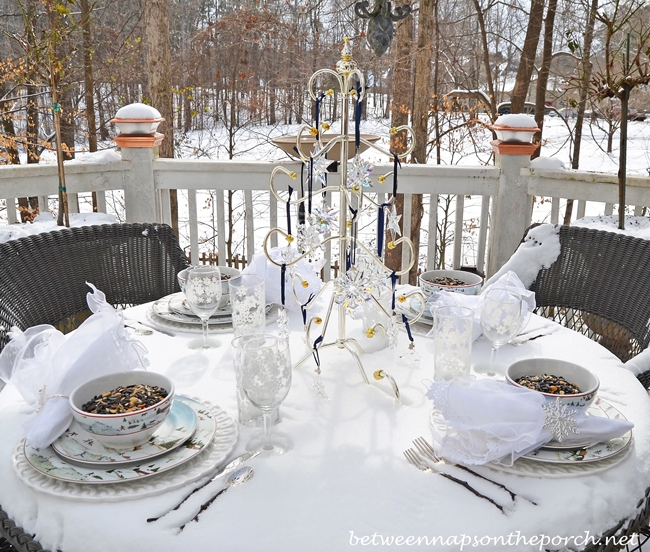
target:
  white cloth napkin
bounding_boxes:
[0,283,148,449]
[425,270,535,341]
[243,247,323,312]
[425,375,634,466]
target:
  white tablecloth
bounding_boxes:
[1,302,650,552]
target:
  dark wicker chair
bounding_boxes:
[0,222,190,552]
[526,224,650,370]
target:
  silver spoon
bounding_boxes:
[179,466,254,531]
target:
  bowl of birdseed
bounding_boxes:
[506,358,599,409]
[69,371,175,448]
[419,269,483,298]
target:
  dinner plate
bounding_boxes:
[13,398,237,501]
[21,396,219,485]
[147,302,277,334]
[152,295,233,325]
[51,400,197,468]
[167,293,232,319]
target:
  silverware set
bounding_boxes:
[404,437,537,514]
[148,450,260,528]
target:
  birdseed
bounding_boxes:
[81,384,169,414]
[515,374,582,395]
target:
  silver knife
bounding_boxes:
[147,450,261,522]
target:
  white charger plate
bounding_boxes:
[15,397,234,491]
[51,400,197,468]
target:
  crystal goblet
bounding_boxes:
[479,288,522,377]
[183,265,222,349]
[236,334,292,455]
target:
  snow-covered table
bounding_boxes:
[1,304,649,552]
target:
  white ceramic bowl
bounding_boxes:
[69,371,174,449]
[177,265,241,309]
[506,358,599,409]
[419,269,483,298]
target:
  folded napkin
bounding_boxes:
[425,270,535,342]
[0,283,148,448]
[425,375,633,466]
[244,246,323,312]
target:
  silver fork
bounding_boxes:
[403,448,505,513]
[413,437,537,506]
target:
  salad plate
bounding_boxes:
[167,293,232,319]
[51,399,197,468]
[21,396,219,485]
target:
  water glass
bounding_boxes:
[433,306,474,381]
[229,274,266,338]
[234,334,292,455]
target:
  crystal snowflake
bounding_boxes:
[355,253,389,296]
[542,398,580,442]
[296,222,322,254]
[279,246,299,279]
[310,146,331,186]
[386,204,402,241]
[308,201,338,234]
[277,307,290,342]
[346,154,373,190]
[386,314,400,349]
[333,267,372,313]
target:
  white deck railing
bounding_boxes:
[2,145,650,280]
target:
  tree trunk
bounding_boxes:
[533,0,558,159]
[408,0,435,283]
[510,0,546,112]
[144,0,178,233]
[564,0,598,224]
[384,11,413,277]
[472,0,497,120]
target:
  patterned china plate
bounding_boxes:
[13,399,237,501]
[167,293,232,320]
[152,294,233,325]
[147,301,276,334]
[22,396,219,484]
[50,400,197,468]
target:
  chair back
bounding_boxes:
[0,223,190,352]
[528,224,650,362]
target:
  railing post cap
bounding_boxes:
[490,139,539,156]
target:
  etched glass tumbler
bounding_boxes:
[433,306,474,381]
[229,274,266,338]
[236,334,292,455]
[183,265,222,349]
[480,288,522,377]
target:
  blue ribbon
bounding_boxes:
[392,154,401,198]
[286,185,293,237]
[280,264,287,306]
[301,293,315,326]
[315,92,325,140]
[390,271,398,311]
[401,313,414,343]
[308,157,314,214]
[354,82,363,151]
[377,201,392,257]
[312,335,324,369]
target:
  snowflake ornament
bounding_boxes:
[542,398,580,442]
[279,246,300,279]
[277,307,290,342]
[346,154,373,191]
[309,201,338,234]
[355,253,389,296]
[333,267,372,314]
[386,314,400,349]
[386,203,402,242]
[310,146,331,186]
[296,222,322,254]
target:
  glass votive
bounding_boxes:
[433,305,474,381]
[229,274,266,339]
[232,334,281,427]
